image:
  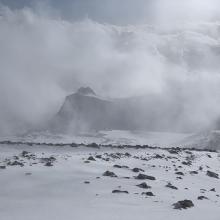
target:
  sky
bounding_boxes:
[0,0,220,135]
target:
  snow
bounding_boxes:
[0,143,219,220]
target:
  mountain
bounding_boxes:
[49,87,189,133]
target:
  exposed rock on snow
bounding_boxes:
[103,170,118,178]
[173,200,194,209]
[206,170,219,179]
[135,173,156,180]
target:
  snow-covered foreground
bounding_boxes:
[0,144,220,220]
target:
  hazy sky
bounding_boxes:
[0,0,220,135]
[1,0,220,24]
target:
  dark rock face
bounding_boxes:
[135,173,156,180]
[49,87,191,133]
[173,200,194,209]
[103,171,117,178]
[206,170,219,179]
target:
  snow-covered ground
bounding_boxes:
[0,143,220,220]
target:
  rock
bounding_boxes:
[84,181,90,184]
[190,171,198,175]
[132,167,144,173]
[113,165,122,168]
[77,87,96,96]
[95,155,102,159]
[210,188,216,192]
[21,151,29,157]
[166,182,178,190]
[182,161,191,166]
[7,161,24,167]
[135,173,156,180]
[103,171,117,177]
[173,200,194,210]
[87,156,96,161]
[25,172,32,176]
[0,165,6,169]
[142,191,154,196]
[45,161,53,167]
[112,190,129,194]
[175,171,184,176]
[136,182,151,189]
[206,171,219,179]
[198,196,208,200]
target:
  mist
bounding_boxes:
[1,1,220,135]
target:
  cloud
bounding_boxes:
[0,5,220,135]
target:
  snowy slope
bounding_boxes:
[0,143,219,220]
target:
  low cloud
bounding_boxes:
[0,5,220,135]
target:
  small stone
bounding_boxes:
[166,182,178,190]
[87,156,96,161]
[175,171,184,176]
[135,173,156,180]
[103,171,117,178]
[132,167,144,173]
[112,190,129,194]
[198,196,208,200]
[136,182,151,189]
[142,191,154,196]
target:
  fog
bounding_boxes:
[1,1,220,135]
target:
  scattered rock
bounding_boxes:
[136,182,151,189]
[135,173,156,180]
[45,161,53,167]
[87,156,96,161]
[175,171,184,176]
[173,200,194,210]
[190,171,198,175]
[112,190,128,194]
[7,161,24,167]
[166,182,178,190]
[142,191,154,196]
[103,171,117,178]
[206,171,219,179]
[198,196,208,200]
[210,188,216,192]
[132,167,144,173]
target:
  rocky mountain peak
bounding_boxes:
[76,87,96,96]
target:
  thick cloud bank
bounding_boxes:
[0,5,220,135]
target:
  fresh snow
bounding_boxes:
[0,143,219,220]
